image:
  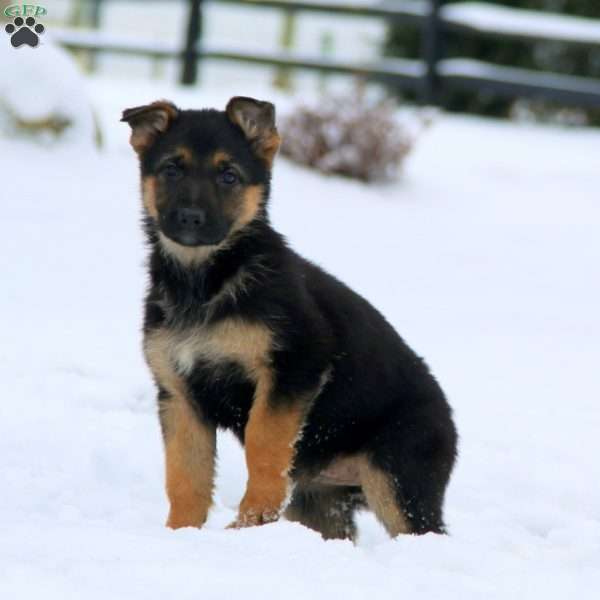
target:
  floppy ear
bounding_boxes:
[121,100,179,154]
[226,96,281,166]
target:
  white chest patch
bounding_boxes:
[170,332,199,375]
[149,319,274,381]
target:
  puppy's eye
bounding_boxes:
[163,163,181,179]
[220,169,238,185]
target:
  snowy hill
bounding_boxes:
[1,77,599,599]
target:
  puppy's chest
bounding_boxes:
[145,318,273,384]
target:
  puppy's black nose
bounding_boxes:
[176,207,206,229]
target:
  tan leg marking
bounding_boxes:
[359,457,410,537]
[145,329,216,529]
[162,395,216,529]
[231,372,307,528]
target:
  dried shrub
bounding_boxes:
[280,92,414,182]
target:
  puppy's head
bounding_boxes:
[121,97,280,250]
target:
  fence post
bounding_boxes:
[273,9,298,91]
[421,0,442,105]
[181,0,203,85]
[88,0,102,72]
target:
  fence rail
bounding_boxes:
[52,0,600,108]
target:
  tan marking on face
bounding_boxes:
[228,184,264,234]
[176,145,195,167]
[144,328,216,529]
[142,176,159,218]
[358,457,410,537]
[156,178,264,265]
[158,232,219,266]
[211,150,231,167]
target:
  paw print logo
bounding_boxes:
[5,16,45,48]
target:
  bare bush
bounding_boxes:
[280,92,414,182]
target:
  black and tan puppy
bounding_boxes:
[122,97,457,540]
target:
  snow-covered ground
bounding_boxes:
[1,74,600,599]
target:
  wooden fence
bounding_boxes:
[52,0,600,107]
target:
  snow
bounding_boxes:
[0,38,95,142]
[1,75,600,598]
[49,26,180,55]
[442,2,600,46]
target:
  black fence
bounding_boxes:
[52,0,600,108]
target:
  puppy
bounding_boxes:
[122,97,457,540]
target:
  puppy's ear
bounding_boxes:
[121,100,179,154]
[226,97,281,166]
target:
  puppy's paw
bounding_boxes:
[166,507,209,530]
[227,507,280,529]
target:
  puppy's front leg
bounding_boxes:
[146,329,216,529]
[230,375,307,528]
[161,393,216,529]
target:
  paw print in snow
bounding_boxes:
[5,17,45,48]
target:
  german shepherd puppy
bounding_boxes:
[122,97,457,540]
